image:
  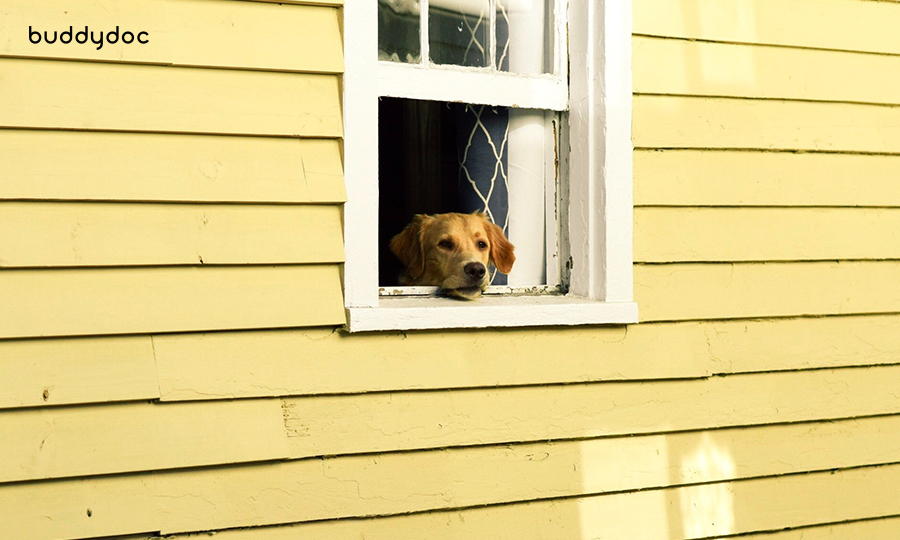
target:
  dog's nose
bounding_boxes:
[464,262,486,280]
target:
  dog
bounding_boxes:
[390,212,515,300]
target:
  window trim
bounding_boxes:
[342,0,637,332]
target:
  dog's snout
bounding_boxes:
[464,262,486,280]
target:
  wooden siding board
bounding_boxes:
[0,474,160,540]
[634,150,900,207]
[0,399,289,483]
[0,131,346,203]
[0,336,158,409]
[145,464,900,540]
[0,0,343,73]
[152,323,711,401]
[634,36,900,106]
[12,419,900,540]
[279,366,900,458]
[710,517,900,540]
[634,208,900,262]
[633,95,900,153]
[634,0,900,56]
[0,202,344,267]
[0,265,345,339]
[0,58,342,137]
[635,261,900,322]
[151,314,900,401]
[152,417,900,535]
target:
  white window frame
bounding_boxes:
[343,0,636,332]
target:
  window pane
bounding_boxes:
[379,0,421,63]
[379,98,552,289]
[497,0,554,74]
[429,0,491,68]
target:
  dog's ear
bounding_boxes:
[390,214,432,280]
[484,219,516,274]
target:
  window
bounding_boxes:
[344,0,636,331]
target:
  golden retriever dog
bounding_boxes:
[390,212,515,300]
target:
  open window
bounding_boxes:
[344,0,637,331]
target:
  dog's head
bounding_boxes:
[390,212,515,300]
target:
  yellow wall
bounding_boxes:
[3,0,900,539]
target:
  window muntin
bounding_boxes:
[379,0,556,74]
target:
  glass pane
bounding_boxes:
[497,0,554,74]
[379,0,422,63]
[429,0,491,68]
[378,98,552,290]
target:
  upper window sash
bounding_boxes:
[375,0,569,110]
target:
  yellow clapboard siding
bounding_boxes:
[152,323,711,400]
[123,464,900,540]
[0,202,344,267]
[0,58,341,137]
[635,261,900,321]
[280,366,900,458]
[152,416,900,534]
[0,131,345,203]
[703,314,900,374]
[0,399,288,483]
[634,0,900,56]
[0,474,160,540]
[152,313,900,401]
[246,0,342,5]
[0,265,344,339]
[634,208,900,262]
[0,336,158,409]
[634,36,900,106]
[9,416,900,540]
[712,517,900,540]
[634,150,900,207]
[1,0,342,73]
[633,95,900,153]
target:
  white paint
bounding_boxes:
[343,0,636,330]
[348,297,638,332]
[377,62,568,110]
[566,0,634,302]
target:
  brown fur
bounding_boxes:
[390,212,516,300]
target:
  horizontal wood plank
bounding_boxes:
[0,265,345,339]
[0,399,289,483]
[153,416,900,534]
[0,202,344,267]
[0,336,158,409]
[634,0,900,56]
[635,207,900,262]
[634,150,900,207]
[138,464,900,540]
[0,0,342,72]
[711,517,900,540]
[153,313,900,400]
[0,131,345,203]
[635,261,900,321]
[0,58,342,137]
[634,36,900,106]
[0,474,160,540]
[153,322,709,400]
[7,311,897,409]
[10,416,900,540]
[634,95,900,153]
[279,365,900,458]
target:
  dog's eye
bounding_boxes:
[477,240,488,250]
[438,239,454,250]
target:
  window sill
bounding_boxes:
[345,295,638,332]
